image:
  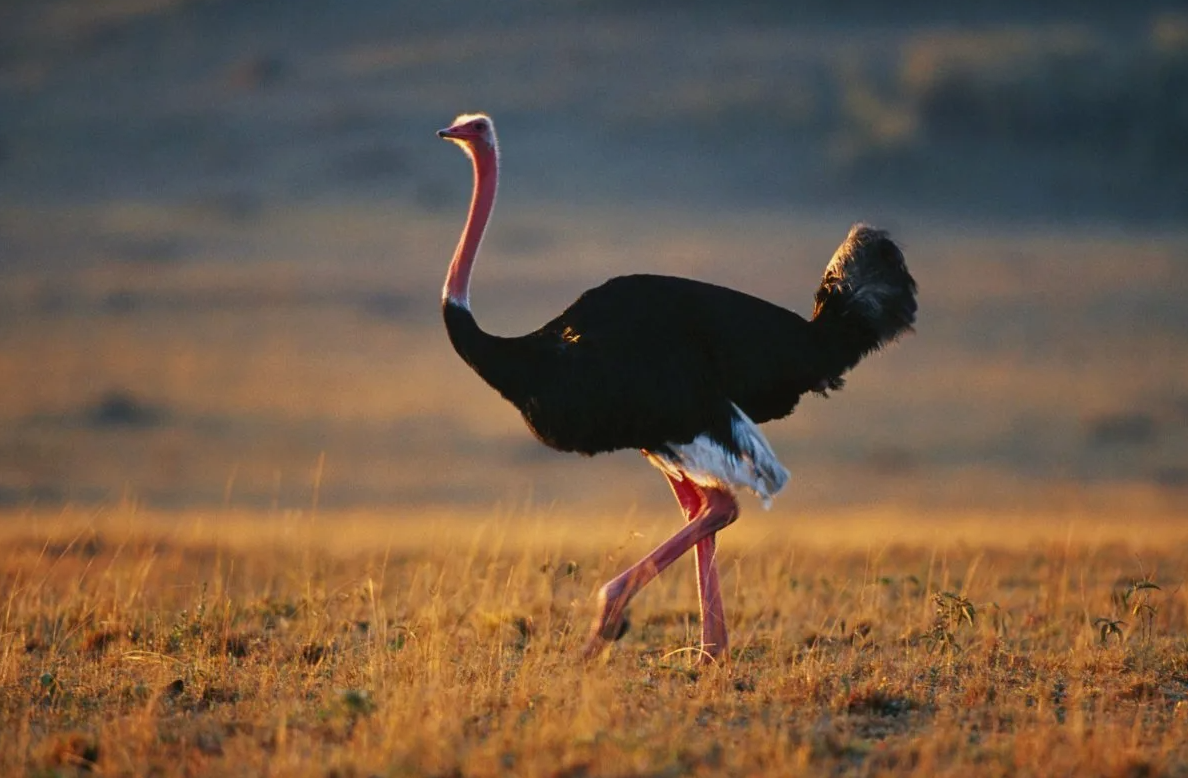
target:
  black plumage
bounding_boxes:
[444,226,917,462]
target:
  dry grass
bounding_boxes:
[2,508,1187,777]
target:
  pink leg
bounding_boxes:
[666,475,729,662]
[584,477,739,662]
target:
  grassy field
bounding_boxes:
[3,508,1187,777]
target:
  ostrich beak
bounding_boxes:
[437,127,462,140]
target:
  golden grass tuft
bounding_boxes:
[1,508,1187,776]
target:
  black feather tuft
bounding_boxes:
[810,224,917,378]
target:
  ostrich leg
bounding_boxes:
[583,484,739,661]
[666,474,729,662]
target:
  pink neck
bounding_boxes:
[443,143,498,308]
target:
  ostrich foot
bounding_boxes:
[582,578,633,659]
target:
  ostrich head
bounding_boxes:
[437,113,498,158]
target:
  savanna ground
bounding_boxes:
[3,509,1188,777]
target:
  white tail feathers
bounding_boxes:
[645,404,789,508]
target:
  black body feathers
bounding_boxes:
[444,224,916,458]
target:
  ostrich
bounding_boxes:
[437,113,916,662]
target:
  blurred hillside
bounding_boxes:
[2,0,1187,225]
[0,0,1186,516]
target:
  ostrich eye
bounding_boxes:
[473,121,487,132]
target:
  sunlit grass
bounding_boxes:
[2,507,1186,776]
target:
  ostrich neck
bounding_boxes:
[443,145,499,308]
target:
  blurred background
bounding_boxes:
[0,0,1186,522]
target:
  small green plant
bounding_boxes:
[1092,617,1125,645]
[934,592,976,627]
[1094,575,1162,646]
[1115,579,1161,644]
[167,582,210,653]
[925,592,976,653]
[38,672,60,701]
